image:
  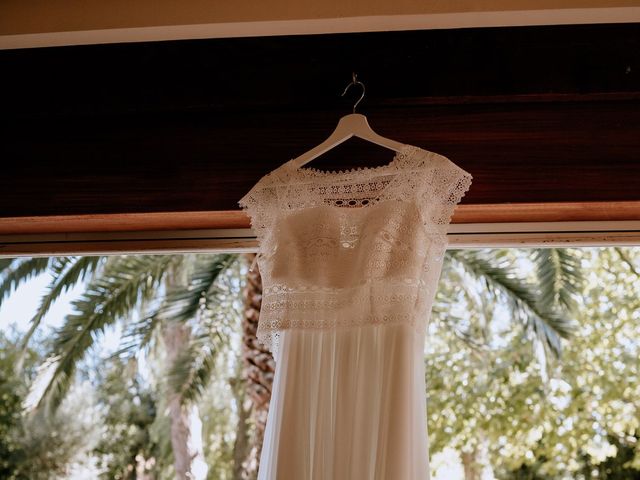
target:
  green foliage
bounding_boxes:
[150,253,237,404]
[198,298,249,480]
[155,254,236,327]
[92,357,164,479]
[34,255,175,413]
[532,248,584,314]
[0,331,95,479]
[0,338,26,478]
[14,404,95,480]
[17,256,102,364]
[3,247,639,479]
[3,253,245,477]
[446,249,578,358]
[578,434,640,479]
[429,247,640,479]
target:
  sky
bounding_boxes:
[0,272,79,332]
[0,270,121,353]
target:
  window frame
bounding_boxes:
[1,201,639,257]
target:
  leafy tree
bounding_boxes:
[427,247,640,479]
[92,356,164,479]
[0,254,239,479]
[0,330,27,478]
[0,330,96,479]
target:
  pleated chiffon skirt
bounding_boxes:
[258,321,430,480]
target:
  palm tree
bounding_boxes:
[444,248,582,360]
[240,252,275,479]
[0,246,583,478]
[0,253,237,479]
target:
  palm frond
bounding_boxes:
[160,254,238,404]
[158,254,238,324]
[0,257,52,305]
[17,256,103,359]
[433,261,492,352]
[115,310,162,360]
[0,258,14,273]
[614,247,640,277]
[116,254,236,362]
[33,255,173,414]
[533,248,583,313]
[166,329,227,404]
[449,249,576,358]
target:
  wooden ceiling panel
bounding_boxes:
[0,23,639,224]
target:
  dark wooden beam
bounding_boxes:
[1,23,639,222]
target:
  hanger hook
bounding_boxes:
[341,72,365,114]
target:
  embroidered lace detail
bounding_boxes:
[292,146,407,177]
[238,169,282,259]
[261,312,416,359]
[256,231,448,357]
[277,145,415,212]
[414,150,473,238]
[237,143,473,353]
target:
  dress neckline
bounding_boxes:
[282,144,422,211]
[286,144,416,178]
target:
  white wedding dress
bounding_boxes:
[238,144,473,480]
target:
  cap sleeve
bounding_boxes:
[418,154,473,236]
[238,173,279,253]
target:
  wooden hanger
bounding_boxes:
[289,73,405,170]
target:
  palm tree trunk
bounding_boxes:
[230,376,252,480]
[241,252,276,479]
[162,260,208,480]
[163,320,195,480]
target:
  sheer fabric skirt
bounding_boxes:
[258,322,430,480]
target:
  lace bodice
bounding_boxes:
[238,144,473,353]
